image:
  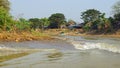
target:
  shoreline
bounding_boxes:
[0,29,119,42]
[0,31,54,42]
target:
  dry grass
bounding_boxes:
[0,29,119,42]
[0,31,53,42]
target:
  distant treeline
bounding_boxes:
[0,0,120,34]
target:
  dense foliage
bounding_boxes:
[49,13,66,28]
[16,18,30,31]
[81,9,113,33]
[111,0,120,30]
[81,9,101,23]
[0,7,13,31]
[29,18,50,30]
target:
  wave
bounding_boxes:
[0,44,57,53]
[69,40,120,53]
[0,45,17,51]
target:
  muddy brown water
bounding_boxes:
[0,36,120,68]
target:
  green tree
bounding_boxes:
[81,9,101,23]
[29,18,40,29]
[0,0,13,31]
[39,18,50,27]
[81,9,112,33]
[113,13,120,21]
[49,13,66,28]
[81,9,101,31]
[15,18,30,31]
[39,18,50,30]
[97,17,112,32]
[0,0,10,12]
[110,13,120,30]
[0,7,12,31]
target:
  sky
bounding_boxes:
[10,0,117,23]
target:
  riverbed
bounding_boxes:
[0,36,120,68]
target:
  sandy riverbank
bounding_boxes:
[0,31,54,42]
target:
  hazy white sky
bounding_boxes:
[10,0,117,23]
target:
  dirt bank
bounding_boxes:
[0,31,54,42]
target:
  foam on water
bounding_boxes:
[58,35,120,53]
[0,44,58,54]
[70,40,120,53]
[0,45,17,51]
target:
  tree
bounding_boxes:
[81,9,112,33]
[0,0,10,12]
[49,13,66,28]
[67,19,76,26]
[81,9,102,31]
[0,7,12,31]
[29,18,41,29]
[15,18,30,31]
[112,0,120,14]
[39,18,50,27]
[111,14,120,30]
[111,0,120,30]
[113,13,120,21]
[98,18,112,32]
[0,0,12,31]
[81,9,101,23]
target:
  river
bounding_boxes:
[0,35,120,68]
